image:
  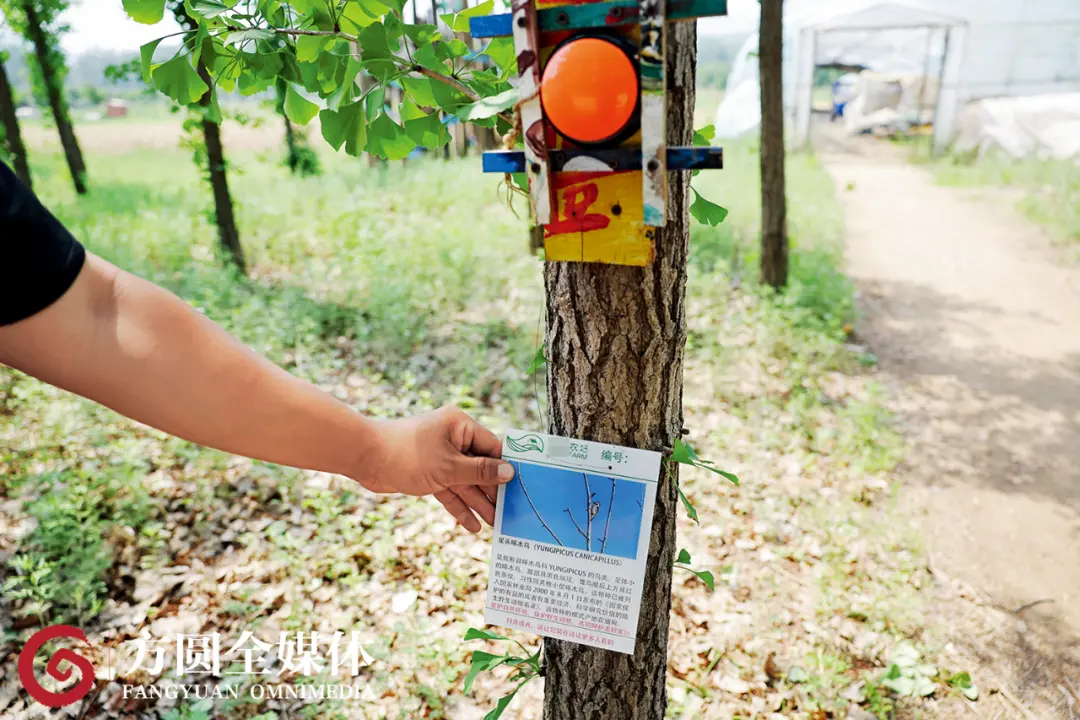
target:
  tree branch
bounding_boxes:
[518,465,562,546]
[563,508,588,542]
[582,473,592,552]
[600,477,616,555]
[275,27,358,40]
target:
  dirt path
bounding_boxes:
[821,136,1080,710]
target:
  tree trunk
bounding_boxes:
[22,1,86,195]
[276,78,300,173]
[759,0,788,288]
[0,57,32,189]
[196,62,245,273]
[540,20,695,720]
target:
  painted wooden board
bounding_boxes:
[543,171,654,266]
[482,147,724,173]
[469,0,727,37]
[639,0,666,226]
[511,0,554,224]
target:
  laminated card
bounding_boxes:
[484,430,661,655]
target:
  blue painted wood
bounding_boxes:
[470,0,726,38]
[482,147,723,173]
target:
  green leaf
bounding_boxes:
[525,344,547,376]
[403,23,440,46]
[464,651,512,695]
[367,113,417,160]
[671,438,699,465]
[455,87,518,122]
[948,672,978,700]
[464,627,508,642]
[365,86,386,121]
[186,0,234,18]
[675,548,691,564]
[139,38,165,84]
[693,124,716,146]
[414,43,449,76]
[326,57,362,111]
[676,482,698,523]
[320,103,367,155]
[441,0,494,32]
[402,76,437,107]
[403,112,451,149]
[690,569,715,591]
[483,37,516,78]
[399,96,426,122]
[124,0,166,24]
[284,84,319,125]
[151,54,208,105]
[224,29,275,47]
[690,188,729,227]
[341,0,383,30]
[296,35,330,63]
[483,687,521,720]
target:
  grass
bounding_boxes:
[932,151,1080,246]
[0,121,934,719]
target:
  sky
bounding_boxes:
[501,461,647,561]
[46,0,759,56]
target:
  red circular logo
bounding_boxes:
[17,625,96,708]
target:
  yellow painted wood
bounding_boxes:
[543,170,654,266]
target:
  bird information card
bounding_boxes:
[483,430,661,655]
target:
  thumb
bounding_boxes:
[451,455,516,487]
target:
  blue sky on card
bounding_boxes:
[502,461,646,561]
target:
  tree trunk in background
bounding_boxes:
[22,0,86,194]
[759,0,788,288]
[540,20,695,720]
[275,79,301,173]
[196,62,245,273]
[0,57,32,189]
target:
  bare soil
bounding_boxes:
[820,125,1080,716]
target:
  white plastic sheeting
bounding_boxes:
[954,93,1080,160]
[711,0,1080,152]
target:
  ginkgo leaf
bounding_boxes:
[151,54,208,105]
[284,84,319,125]
[124,0,166,24]
[690,189,729,226]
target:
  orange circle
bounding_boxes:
[540,37,638,145]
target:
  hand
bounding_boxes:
[356,406,515,532]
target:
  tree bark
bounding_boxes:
[540,20,695,720]
[22,0,86,195]
[0,57,32,189]
[759,0,788,288]
[196,62,245,273]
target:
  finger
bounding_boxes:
[449,455,515,488]
[460,413,503,459]
[435,490,482,533]
[479,483,498,505]
[453,485,497,527]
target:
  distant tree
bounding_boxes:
[0,50,33,188]
[3,0,88,194]
[168,0,245,273]
[759,0,788,288]
[274,77,320,176]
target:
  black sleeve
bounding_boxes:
[0,161,87,326]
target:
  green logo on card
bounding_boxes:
[506,434,544,454]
